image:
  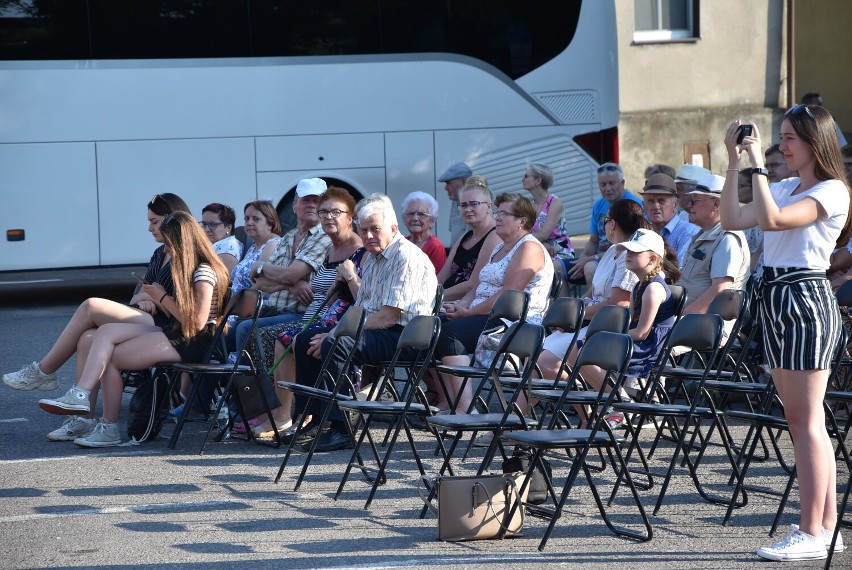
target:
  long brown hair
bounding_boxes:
[160,212,230,339]
[785,104,852,246]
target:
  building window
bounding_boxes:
[633,0,698,43]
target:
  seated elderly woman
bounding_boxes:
[537,198,648,381]
[401,191,446,272]
[435,192,554,412]
[436,176,503,302]
[200,203,243,273]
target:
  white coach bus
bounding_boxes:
[0,0,618,271]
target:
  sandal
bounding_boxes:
[231,417,263,434]
[253,419,293,439]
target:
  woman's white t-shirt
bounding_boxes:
[763,178,849,270]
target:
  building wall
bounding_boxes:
[614,0,787,186]
[794,1,852,133]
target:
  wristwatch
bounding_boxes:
[752,167,769,177]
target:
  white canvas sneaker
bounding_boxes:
[73,420,121,448]
[47,416,95,442]
[38,387,91,415]
[756,526,828,561]
[791,524,845,553]
[3,362,58,391]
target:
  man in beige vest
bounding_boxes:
[678,174,750,319]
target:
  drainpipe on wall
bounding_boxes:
[787,0,795,108]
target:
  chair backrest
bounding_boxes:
[432,284,445,316]
[668,284,688,321]
[707,289,747,322]
[477,322,545,414]
[490,289,530,323]
[667,313,723,353]
[203,288,263,365]
[397,314,441,352]
[332,306,365,340]
[499,321,546,361]
[585,305,630,339]
[548,271,563,300]
[548,331,633,430]
[541,297,585,334]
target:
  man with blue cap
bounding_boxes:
[438,162,473,243]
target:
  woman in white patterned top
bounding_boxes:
[37,212,231,448]
[201,202,243,273]
[435,192,553,412]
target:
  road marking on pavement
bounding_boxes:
[0,450,162,464]
[318,556,545,569]
[0,279,63,285]
[0,417,28,423]
[0,495,313,524]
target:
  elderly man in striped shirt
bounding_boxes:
[292,193,438,452]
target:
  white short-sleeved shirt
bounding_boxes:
[763,178,849,270]
[587,246,638,305]
[213,236,243,261]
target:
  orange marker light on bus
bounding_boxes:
[7,229,25,241]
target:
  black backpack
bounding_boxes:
[127,370,172,442]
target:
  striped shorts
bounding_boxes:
[759,267,842,371]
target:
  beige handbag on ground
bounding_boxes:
[421,473,526,541]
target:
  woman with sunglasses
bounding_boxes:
[436,176,502,302]
[400,191,446,273]
[720,105,852,562]
[435,192,553,413]
[38,212,230,447]
[200,203,242,273]
[2,193,191,440]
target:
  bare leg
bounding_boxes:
[772,368,835,536]
[40,298,154,374]
[76,329,99,420]
[254,343,297,433]
[76,323,166,392]
[441,355,472,412]
[98,331,181,422]
[424,368,450,410]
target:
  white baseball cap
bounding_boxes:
[675,164,711,184]
[688,174,726,196]
[295,178,327,198]
[617,229,666,258]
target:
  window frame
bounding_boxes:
[633,0,700,45]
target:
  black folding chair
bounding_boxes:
[273,306,367,491]
[159,289,266,453]
[334,315,441,508]
[501,331,651,548]
[610,313,746,516]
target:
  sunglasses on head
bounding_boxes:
[597,164,620,173]
[785,104,816,121]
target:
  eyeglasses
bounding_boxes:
[199,221,224,229]
[317,209,349,219]
[597,164,620,173]
[785,104,816,121]
[493,209,520,220]
[403,211,432,218]
[765,161,786,168]
[458,201,485,210]
[687,197,715,205]
[603,217,612,224]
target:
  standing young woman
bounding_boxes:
[720,106,852,561]
[3,193,190,441]
[38,212,230,448]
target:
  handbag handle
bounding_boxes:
[476,476,525,533]
[418,475,439,515]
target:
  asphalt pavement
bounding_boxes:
[0,296,847,569]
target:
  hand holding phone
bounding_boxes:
[736,124,753,145]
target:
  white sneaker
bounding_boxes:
[791,524,845,552]
[39,387,91,415]
[47,416,95,442]
[73,420,121,448]
[3,362,58,391]
[756,526,828,561]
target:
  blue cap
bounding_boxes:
[438,162,473,182]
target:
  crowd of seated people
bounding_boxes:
[5,133,850,459]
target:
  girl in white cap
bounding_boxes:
[578,228,681,427]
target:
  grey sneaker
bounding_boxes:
[39,387,90,415]
[756,526,827,561]
[3,362,58,391]
[73,420,121,448]
[47,416,95,442]
[791,524,845,552]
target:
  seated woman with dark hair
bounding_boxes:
[435,192,554,412]
[201,202,243,273]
